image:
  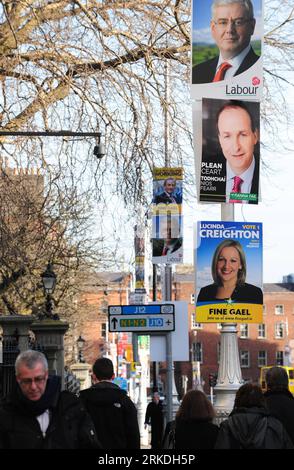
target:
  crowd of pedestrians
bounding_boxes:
[163,367,294,450]
[0,349,293,450]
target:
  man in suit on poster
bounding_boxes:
[192,0,260,84]
[153,178,182,205]
[215,100,259,204]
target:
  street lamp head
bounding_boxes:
[77,335,86,363]
[39,263,59,320]
[77,335,85,350]
[41,263,57,295]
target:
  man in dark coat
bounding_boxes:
[80,357,140,449]
[264,366,294,444]
[0,350,100,449]
[144,392,164,449]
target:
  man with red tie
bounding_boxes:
[192,0,260,84]
[216,100,259,204]
[152,215,183,258]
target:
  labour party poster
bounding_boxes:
[152,167,183,264]
[191,0,263,101]
[195,221,263,323]
[199,98,260,204]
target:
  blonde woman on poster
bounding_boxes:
[197,239,262,304]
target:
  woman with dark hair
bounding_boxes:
[197,239,262,304]
[174,390,219,449]
[215,383,293,449]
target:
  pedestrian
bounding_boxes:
[174,390,219,449]
[0,350,101,449]
[80,357,140,449]
[264,366,294,444]
[144,391,164,449]
[215,383,293,449]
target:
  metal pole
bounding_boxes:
[163,53,179,423]
[164,265,174,423]
[152,264,158,391]
[213,204,243,414]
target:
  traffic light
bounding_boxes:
[209,373,217,388]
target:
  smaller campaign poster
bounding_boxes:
[134,224,145,289]
[195,221,263,323]
[152,213,183,264]
[152,167,183,265]
[152,167,183,213]
[191,0,263,101]
[199,98,260,204]
[135,257,145,289]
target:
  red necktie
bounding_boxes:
[213,62,232,82]
[230,176,243,203]
[162,246,168,256]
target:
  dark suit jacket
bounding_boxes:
[154,192,182,205]
[192,47,260,84]
[152,238,182,257]
[200,154,260,204]
[197,282,263,304]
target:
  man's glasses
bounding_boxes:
[213,18,253,29]
[19,376,47,386]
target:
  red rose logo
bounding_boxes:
[252,77,260,86]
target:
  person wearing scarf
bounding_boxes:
[0,350,101,449]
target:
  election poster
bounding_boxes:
[195,221,263,323]
[152,167,183,264]
[152,167,183,211]
[199,98,260,204]
[191,0,263,101]
[134,224,145,290]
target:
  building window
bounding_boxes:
[191,314,202,329]
[258,351,267,367]
[275,305,284,315]
[258,324,266,339]
[190,293,195,304]
[240,324,249,339]
[191,342,202,363]
[276,351,284,366]
[275,322,285,339]
[101,323,107,338]
[240,350,250,368]
[263,304,266,315]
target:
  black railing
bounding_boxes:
[0,336,19,399]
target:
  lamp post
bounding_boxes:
[77,335,86,363]
[40,263,59,320]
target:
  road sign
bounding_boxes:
[108,304,174,316]
[108,313,175,332]
[150,301,189,361]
